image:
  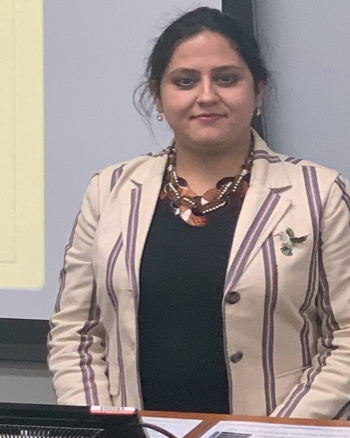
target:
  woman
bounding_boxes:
[48,7,350,419]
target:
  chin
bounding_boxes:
[190,135,231,149]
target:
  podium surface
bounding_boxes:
[141,410,350,438]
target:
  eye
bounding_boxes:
[174,77,196,88]
[216,74,238,86]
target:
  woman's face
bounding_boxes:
[156,31,264,152]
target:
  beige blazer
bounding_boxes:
[49,131,350,419]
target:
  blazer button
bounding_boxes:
[225,291,240,304]
[230,351,243,363]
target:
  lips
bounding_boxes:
[191,113,226,121]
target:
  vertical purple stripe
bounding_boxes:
[126,184,142,302]
[125,184,144,406]
[56,173,100,313]
[276,166,324,417]
[277,350,331,417]
[105,234,127,405]
[110,164,126,191]
[55,214,80,312]
[224,191,280,294]
[262,236,277,415]
[318,247,340,339]
[315,247,342,412]
[222,191,279,414]
[78,282,100,405]
[299,166,322,367]
[335,177,350,214]
[335,175,346,190]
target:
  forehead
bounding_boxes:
[165,31,247,72]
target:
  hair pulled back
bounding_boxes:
[135,7,268,117]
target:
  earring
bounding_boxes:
[256,107,262,117]
[157,112,164,122]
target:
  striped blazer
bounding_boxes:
[48,130,350,419]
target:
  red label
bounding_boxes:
[90,406,136,416]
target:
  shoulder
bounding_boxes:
[90,146,170,191]
[281,154,344,195]
[278,152,339,182]
[253,131,341,186]
[252,131,350,206]
[81,147,170,215]
[255,142,338,175]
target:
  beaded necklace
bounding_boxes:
[162,136,254,226]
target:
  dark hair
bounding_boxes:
[135,7,268,117]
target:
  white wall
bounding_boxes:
[255,0,350,178]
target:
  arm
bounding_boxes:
[271,175,350,419]
[48,174,112,406]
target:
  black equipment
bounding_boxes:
[0,403,147,438]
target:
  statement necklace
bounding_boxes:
[163,137,254,226]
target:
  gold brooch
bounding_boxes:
[280,228,307,256]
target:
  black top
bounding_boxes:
[138,195,240,414]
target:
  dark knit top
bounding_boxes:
[138,193,240,413]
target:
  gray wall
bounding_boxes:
[255,0,350,178]
[0,362,55,404]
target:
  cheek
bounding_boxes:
[163,97,192,120]
[229,99,257,120]
[222,84,257,109]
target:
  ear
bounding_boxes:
[149,80,163,114]
[155,96,163,114]
[255,81,266,108]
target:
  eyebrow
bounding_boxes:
[169,65,244,75]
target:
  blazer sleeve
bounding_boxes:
[271,174,350,419]
[48,173,112,406]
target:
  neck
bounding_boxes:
[174,133,252,195]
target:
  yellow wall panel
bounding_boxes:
[0,0,44,288]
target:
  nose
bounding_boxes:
[197,78,219,106]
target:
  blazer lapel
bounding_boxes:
[118,152,169,300]
[224,134,292,295]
